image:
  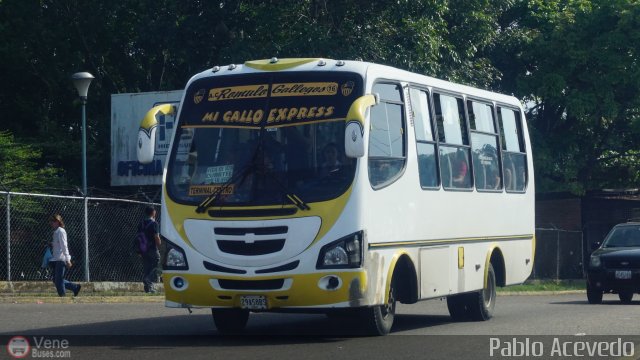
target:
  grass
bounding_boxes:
[1,290,164,297]
[498,280,586,293]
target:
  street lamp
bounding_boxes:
[71,72,94,196]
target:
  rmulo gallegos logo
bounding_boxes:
[6,336,30,358]
[203,82,353,103]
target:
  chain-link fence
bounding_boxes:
[0,192,159,282]
[0,194,7,281]
[1,191,590,282]
[531,228,584,280]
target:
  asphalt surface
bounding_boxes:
[1,293,639,359]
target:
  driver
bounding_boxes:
[320,142,342,177]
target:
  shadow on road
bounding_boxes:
[1,311,458,341]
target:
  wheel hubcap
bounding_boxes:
[483,274,495,307]
[382,286,395,319]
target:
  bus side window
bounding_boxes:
[498,107,527,192]
[434,92,472,190]
[468,100,500,191]
[409,87,438,189]
[368,83,406,188]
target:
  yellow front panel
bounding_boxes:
[164,271,368,308]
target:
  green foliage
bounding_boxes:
[0,131,65,191]
[499,0,640,193]
[0,0,638,194]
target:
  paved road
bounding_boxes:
[1,293,639,359]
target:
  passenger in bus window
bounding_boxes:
[503,154,515,191]
[370,160,391,186]
[490,164,501,190]
[418,152,437,188]
[284,127,311,186]
[320,142,341,177]
[515,162,526,191]
[452,150,470,188]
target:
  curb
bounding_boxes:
[498,290,586,296]
[0,281,165,294]
[0,295,165,304]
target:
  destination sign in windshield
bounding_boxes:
[179,72,363,128]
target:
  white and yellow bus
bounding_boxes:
[137,58,534,335]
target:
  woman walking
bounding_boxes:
[49,214,81,297]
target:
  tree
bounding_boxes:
[0,131,66,191]
[0,0,513,193]
[3,0,638,195]
[495,0,640,193]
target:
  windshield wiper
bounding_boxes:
[258,167,310,211]
[286,193,311,211]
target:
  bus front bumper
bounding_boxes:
[162,271,369,309]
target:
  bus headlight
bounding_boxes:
[589,255,601,268]
[317,231,363,269]
[163,238,189,270]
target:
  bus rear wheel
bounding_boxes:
[211,308,250,334]
[468,263,497,321]
[448,264,496,321]
[446,294,472,321]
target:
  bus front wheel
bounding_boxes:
[211,308,250,334]
[360,278,397,335]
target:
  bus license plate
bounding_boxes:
[240,295,267,310]
[615,270,632,280]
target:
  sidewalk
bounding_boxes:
[0,281,165,304]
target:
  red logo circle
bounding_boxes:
[6,336,30,358]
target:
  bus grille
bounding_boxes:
[217,279,285,290]
[217,239,285,256]
[215,226,288,236]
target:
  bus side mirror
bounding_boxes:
[137,104,175,164]
[344,94,377,158]
[345,121,364,158]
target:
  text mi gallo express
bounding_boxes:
[200,106,336,125]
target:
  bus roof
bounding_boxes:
[186,58,522,108]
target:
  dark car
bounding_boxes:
[587,222,640,304]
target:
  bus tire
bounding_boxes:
[586,283,603,304]
[360,278,397,335]
[468,263,496,321]
[446,294,472,321]
[211,308,250,334]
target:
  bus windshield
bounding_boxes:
[166,71,363,206]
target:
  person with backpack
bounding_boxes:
[138,206,161,293]
[49,214,81,297]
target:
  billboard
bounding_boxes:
[111,91,184,186]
